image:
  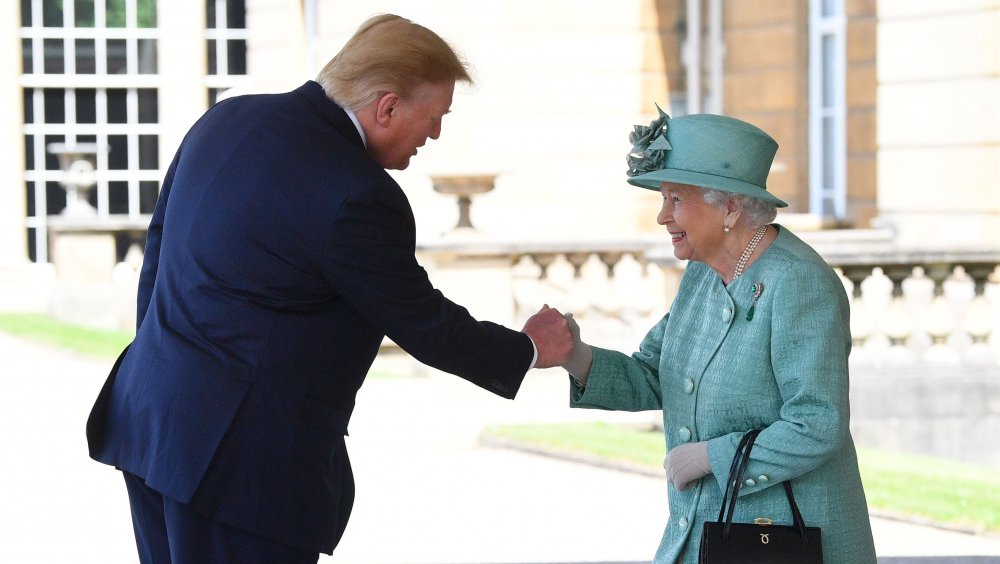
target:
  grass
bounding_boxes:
[482,421,1000,536]
[0,312,133,359]
[0,313,407,379]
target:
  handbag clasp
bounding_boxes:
[753,517,773,526]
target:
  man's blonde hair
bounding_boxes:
[316,14,473,111]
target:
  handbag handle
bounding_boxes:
[716,430,810,546]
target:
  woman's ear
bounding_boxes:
[723,196,744,228]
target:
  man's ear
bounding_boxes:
[374,92,399,127]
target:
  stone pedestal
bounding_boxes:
[48,232,126,329]
[47,218,146,331]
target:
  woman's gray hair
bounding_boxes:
[702,187,777,228]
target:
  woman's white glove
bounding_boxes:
[561,313,593,386]
[663,441,710,490]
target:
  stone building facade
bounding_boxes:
[1,0,998,323]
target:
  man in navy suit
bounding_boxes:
[87,14,573,563]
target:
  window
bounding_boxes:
[21,0,160,262]
[808,0,847,219]
[206,0,247,105]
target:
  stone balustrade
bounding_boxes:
[418,228,1000,366]
[418,228,1000,466]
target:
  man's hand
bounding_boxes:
[521,305,573,368]
[663,441,711,491]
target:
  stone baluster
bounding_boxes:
[841,265,874,349]
[961,262,998,364]
[881,264,917,362]
[922,263,959,364]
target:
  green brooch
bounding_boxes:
[747,281,764,321]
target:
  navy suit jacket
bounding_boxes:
[87,81,533,554]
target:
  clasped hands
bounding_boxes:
[521,305,592,380]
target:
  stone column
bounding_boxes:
[0,5,26,268]
[157,0,209,165]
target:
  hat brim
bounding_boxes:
[628,168,788,208]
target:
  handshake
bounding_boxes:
[521,305,594,383]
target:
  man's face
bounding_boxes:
[372,81,455,170]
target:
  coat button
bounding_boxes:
[683,378,695,394]
[744,478,756,487]
[723,307,733,322]
[679,517,689,529]
[678,427,691,442]
[758,474,769,482]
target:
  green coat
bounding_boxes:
[571,226,876,563]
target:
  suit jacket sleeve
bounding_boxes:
[320,179,533,399]
[136,149,180,330]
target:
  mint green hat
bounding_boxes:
[625,106,788,207]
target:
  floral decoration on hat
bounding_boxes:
[626,104,672,178]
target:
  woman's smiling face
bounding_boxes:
[656,182,726,263]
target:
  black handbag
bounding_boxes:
[698,429,823,563]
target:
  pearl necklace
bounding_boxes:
[732,225,768,281]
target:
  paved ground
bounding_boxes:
[2,333,999,563]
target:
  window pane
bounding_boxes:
[27,228,37,262]
[107,39,128,74]
[228,0,246,28]
[821,35,835,107]
[26,182,36,216]
[44,89,66,123]
[43,0,63,27]
[139,135,158,169]
[108,135,128,169]
[139,181,159,214]
[23,89,34,124]
[138,39,157,74]
[44,134,65,170]
[207,0,216,28]
[24,135,35,170]
[76,89,97,124]
[44,38,65,74]
[46,180,68,214]
[22,38,33,74]
[109,181,129,214]
[107,89,127,123]
[822,116,835,189]
[227,40,246,75]
[75,0,96,27]
[75,39,96,74]
[822,0,839,18]
[207,39,218,74]
[106,0,125,27]
[21,0,32,26]
[138,0,157,27]
[137,89,158,123]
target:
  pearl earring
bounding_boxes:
[724,225,731,233]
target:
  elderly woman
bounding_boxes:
[562,108,877,563]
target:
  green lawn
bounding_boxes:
[482,422,1000,535]
[0,313,133,358]
[0,312,404,379]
